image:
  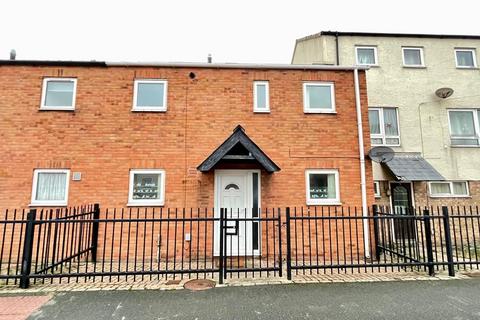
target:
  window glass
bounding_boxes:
[357,48,376,65]
[430,183,450,195]
[456,50,475,67]
[35,172,67,201]
[403,48,422,66]
[309,173,336,199]
[450,111,475,136]
[136,82,165,107]
[255,84,267,109]
[368,110,381,134]
[452,182,468,195]
[132,173,162,200]
[306,85,332,109]
[383,108,399,136]
[44,81,75,107]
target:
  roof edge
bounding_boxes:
[0,60,368,71]
[296,31,480,42]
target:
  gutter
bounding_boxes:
[353,68,370,258]
[106,61,368,71]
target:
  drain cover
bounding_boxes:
[184,279,216,291]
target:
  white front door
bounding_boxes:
[214,170,258,256]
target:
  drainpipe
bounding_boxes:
[354,68,370,258]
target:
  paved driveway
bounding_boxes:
[7,279,480,319]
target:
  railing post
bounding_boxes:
[19,209,37,289]
[223,208,228,280]
[277,208,282,278]
[218,208,224,284]
[423,208,435,276]
[285,207,292,280]
[372,205,381,261]
[442,206,455,277]
[91,204,100,263]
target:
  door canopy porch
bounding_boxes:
[197,125,280,173]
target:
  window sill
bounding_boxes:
[306,201,342,206]
[374,195,382,199]
[127,202,165,207]
[402,65,426,69]
[428,195,471,199]
[304,110,337,114]
[29,203,68,207]
[253,109,270,114]
[456,67,479,70]
[131,108,167,113]
[357,64,379,68]
[450,145,480,148]
[39,107,75,111]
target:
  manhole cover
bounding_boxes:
[184,279,216,291]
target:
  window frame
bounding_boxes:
[355,46,378,66]
[30,169,70,206]
[374,181,381,198]
[454,48,477,69]
[369,107,401,147]
[447,109,480,147]
[305,169,340,205]
[128,169,166,206]
[132,79,168,112]
[402,47,425,67]
[40,78,77,111]
[303,82,336,114]
[253,81,270,113]
[428,181,470,198]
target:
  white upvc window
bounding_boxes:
[374,181,381,198]
[455,48,477,68]
[132,79,168,112]
[448,109,480,147]
[303,82,335,113]
[31,169,70,206]
[428,181,469,197]
[355,46,378,66]
[368,107,401,146]
[402,47,425,67]
[40,78,77,110]
[253,81,270,113]
[128,169,165,206]
[305,169,340,205]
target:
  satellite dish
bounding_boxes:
[435,87,454,99]
[368,146,394,163]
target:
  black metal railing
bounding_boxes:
[1,204,479,288]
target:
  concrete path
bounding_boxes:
[6,279,480,319]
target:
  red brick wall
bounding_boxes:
[0,65,373,210]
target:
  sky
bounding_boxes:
[1,0,478,64]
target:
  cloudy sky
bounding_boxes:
[1,0,477,64]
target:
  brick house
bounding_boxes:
[0,60,373,212]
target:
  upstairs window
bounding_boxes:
[448,109,480,146]
[40,78,77,110]
[368,107,400,146]
[253,81,270,113]
[429,181,469,197]
[402,47,424,67]
[128,169,165,206]
[133,80,168,112]
[455,49,477,68]
[355,46,378,66]
[305,169,340,205]
[31,169,70,206]
[303,82,335,113]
